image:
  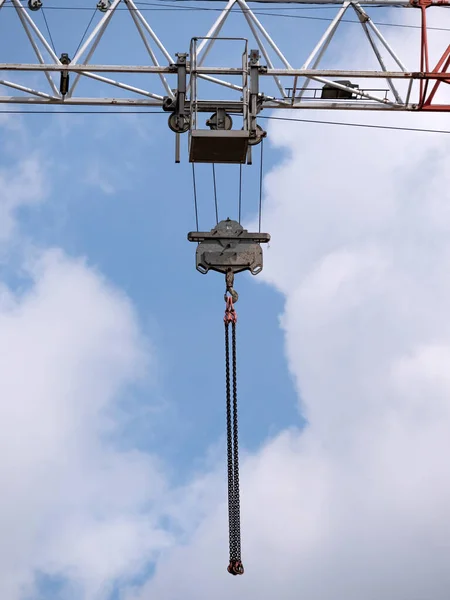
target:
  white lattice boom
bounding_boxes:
[1,0,449,113]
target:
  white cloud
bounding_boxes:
[0,248,174,599]
[0,119,173,599]
[85,162,117,196]
[0,156,47,243]
[131,7,450,600]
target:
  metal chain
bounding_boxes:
[225,322,235,558]
[231,321,242,561]
[224,294,244,576]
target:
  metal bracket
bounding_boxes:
[164,53,190,163]
[246,50,267,164]
[248,50,266,146]
[187,218,270,276]
[59,53,71,97]
[164,53,189,131]
[161,46,267,163]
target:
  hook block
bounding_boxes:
[188,218,270,275]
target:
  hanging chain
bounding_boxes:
[231,319,242,562]
[225,319,235,560]
[224,276,244,576]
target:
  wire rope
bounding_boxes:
[41,8,56,54]
[258,139,264,233]
[212,163,219,224]
[238,164,243,224]
[73,7,97,58]
[192,162,199,231]
[0,111,449,136]
[3,1,448,33]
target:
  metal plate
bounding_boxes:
[189,130,250,164]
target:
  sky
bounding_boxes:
[1,1,450,599]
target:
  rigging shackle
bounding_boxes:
[228,560,244,576]
[224,294,238,324]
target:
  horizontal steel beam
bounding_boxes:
[223,0,449,4]
[0,97,243,110]
[0,96,163,106]
[188,231,270,243]
[0,64,449,80]
[266,70,450,79]
[262,101,411,109]
[0,96,421,110]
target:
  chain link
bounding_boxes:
[225,306,244,576]
[232,321,242,561]
[225,323,235,556]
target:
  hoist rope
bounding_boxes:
[3,111,450,137]
[41,9,56,54]
[73,8,97,58]
[19,2,450,34]
[258,138,264,233]
[191,163,199,231]
[212,163,219,225]
[238,164,243,225]
[224,293,244,576]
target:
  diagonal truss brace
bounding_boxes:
[0,0,448,112]
[0,0,175,104]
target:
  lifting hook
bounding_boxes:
[225,269,239,304]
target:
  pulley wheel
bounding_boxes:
[248,124,267,146]
[168,113,190,134]
[206,112,233,131]
[28,0,42,9]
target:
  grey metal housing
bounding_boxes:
[188,219,270,275]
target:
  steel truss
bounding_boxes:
[0,0,449,161]
[0,0,449,112]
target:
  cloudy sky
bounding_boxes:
[1,1,450,599]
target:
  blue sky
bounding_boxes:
[1,2,305,593]
[2,2,450,600]
[2,2,303,452]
